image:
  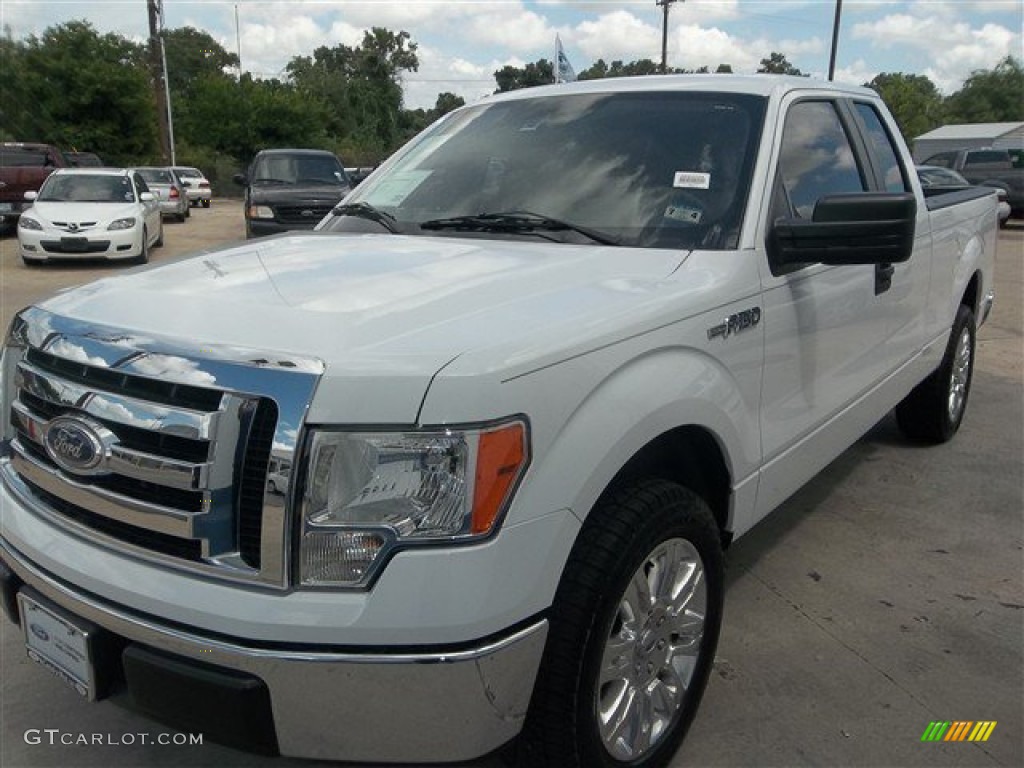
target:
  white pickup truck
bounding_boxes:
[0,76,998,767]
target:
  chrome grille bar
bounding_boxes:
[16,360,219,439]
[11,401,211,491]
[11,444,207,540]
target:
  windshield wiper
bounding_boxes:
[419,211,619,246]
[331,202,400,233]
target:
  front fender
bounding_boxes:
[510,344,761,534]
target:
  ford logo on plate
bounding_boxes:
[29,623,49,642]
[43,416,108,475]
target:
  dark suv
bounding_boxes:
[234,148,352,238]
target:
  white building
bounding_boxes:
[912,122,1024,163]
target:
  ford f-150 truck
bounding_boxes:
[0,77,998,767]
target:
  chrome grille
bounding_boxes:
[1,307,324,588]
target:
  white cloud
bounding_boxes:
[852,12,1020,92]
[832,58,878,88]
[574,11,660,62]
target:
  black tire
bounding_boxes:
[154,223,164,247]
[519,479,724,768]
[176,211,187,223]
[134,227,150,265]
[184,205,191,219]
[896,303,975,443]
[202,200,211,209]
[268,480,278,495]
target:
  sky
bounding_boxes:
[1,1,1020,109]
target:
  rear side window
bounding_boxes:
[777,101,866,218]
[964,150,1010,167]
[854,103,908,193]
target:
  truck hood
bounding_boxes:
[38,233,686,420]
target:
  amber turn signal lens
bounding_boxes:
[471,422,527,535]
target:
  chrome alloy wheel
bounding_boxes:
[596,537,707,761]
[948,326,972,423]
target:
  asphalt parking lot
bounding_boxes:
[0,204,1021,768]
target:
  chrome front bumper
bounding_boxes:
[0,538,547,763]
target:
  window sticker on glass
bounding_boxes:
[673,171,711,189]
[363,170,433,207]
[664,204,703,224]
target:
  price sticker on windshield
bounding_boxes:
[673,171,711,189]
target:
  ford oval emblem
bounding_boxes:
[30,623,50,642]
[300,209,314,217]
[43,416,107,475]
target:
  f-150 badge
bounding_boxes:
[707,307,761,340]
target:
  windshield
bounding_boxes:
[38,174,136,203]
[252,153,348,185]
[174,167,202,178]
[326,91,766,249]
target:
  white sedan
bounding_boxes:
[17,168,163,266]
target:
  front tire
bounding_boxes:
[896,303,975,443]
[134,227,150,265]
[520,479,724,768]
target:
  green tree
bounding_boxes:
[757,52,804,76]
[945,56,1024,123]
[494,59,554,92]
[865,73,945,140]
[286,27,419,157]
[13,21,156,162]
[162,26,238,97]
[432,92,465,118]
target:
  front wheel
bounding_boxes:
[520,479,724,768]
[134,227,150,265]
[896,303,975,443]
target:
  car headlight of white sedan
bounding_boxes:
[107,217,137,231]
[298,419,529,588]
[18,217,42,231]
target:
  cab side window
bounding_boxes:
[855,103,908,193]
[776,101,866,219]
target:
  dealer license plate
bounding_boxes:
[18,592,96,699]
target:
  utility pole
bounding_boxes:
[828,0,843,81]
[147,0,171,163]
[235,4,243,77]
[656,0,681,74]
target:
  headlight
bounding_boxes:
[299,419,528,588]
[18,216,42,231]
[248,205,274,219]
[107,217,136,231]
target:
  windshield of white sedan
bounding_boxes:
[38,174,136,203]
[326,91,766,249]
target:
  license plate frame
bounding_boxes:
[59,236,90,252]
[18,591,97,700]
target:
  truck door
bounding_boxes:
[754,96,926,517]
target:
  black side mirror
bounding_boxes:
[233,173,248,185]
[769,192,916,267]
